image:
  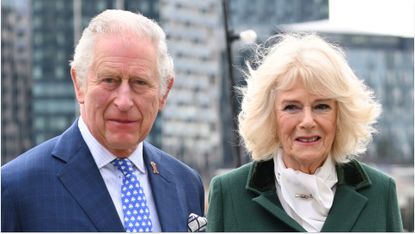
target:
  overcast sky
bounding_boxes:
[329,0,414,37]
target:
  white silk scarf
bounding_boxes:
[273,152,338,232]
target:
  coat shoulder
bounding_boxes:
[210,162,253,189]
[357,161,394,181]
[344,160,395,186]
[214,162,253,182]
[337,159,397,199]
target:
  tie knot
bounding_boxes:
[112,158,135,176]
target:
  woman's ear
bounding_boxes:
[71,68,85,104]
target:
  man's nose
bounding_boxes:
[114,81,133,111]
[299,107,316,129]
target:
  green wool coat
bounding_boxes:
[207,159,403,232]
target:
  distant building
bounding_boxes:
[31,0,78,146]
[159,0,224,178]
[229,0,329,41]
[1,0,33,164]
[333,34,413,164]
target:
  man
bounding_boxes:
[2,9,205,232]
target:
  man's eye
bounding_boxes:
[131,79,147,86]
[102,78,116,83]
[99,77,119,89]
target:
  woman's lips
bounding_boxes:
[295,136,321,143]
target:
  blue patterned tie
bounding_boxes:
[112,158,153,232]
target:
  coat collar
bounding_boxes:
[321,160,371,231]
[245,159,372,232]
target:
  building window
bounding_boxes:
[33,66,43,80]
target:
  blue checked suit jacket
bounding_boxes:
[1,120,205,232]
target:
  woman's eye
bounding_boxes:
[315,103,331,111]
[283,104,300,112]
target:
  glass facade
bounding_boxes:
[1,0,33,164]
[327,34,414,165]
[229,0,329,40]
[159,0,223,177]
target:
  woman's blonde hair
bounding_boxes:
[238,33,382,163]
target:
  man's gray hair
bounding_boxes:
[70,9,174,94]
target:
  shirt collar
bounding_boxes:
[78,117,146,174]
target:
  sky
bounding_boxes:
[329,0,414,37]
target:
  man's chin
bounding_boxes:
[106,141,140,157]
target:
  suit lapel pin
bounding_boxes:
[150,161,159,174]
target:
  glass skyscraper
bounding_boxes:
[1,0,33,163]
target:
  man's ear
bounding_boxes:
[71,68,85,104]
[159,77,174,110]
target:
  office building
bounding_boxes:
[159,0,224,177]
[229,0,329,40]
[1,0,33,164]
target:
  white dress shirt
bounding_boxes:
[273,151,338,232]
[78,117,161,232]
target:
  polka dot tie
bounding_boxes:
[112,159,153,232]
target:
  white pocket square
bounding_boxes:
[187,213,207,232]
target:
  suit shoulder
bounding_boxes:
[2,136,61,198]
[144,142,200,178]
[2,136,59,175]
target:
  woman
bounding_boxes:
[207,34,403,232]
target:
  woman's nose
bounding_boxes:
[299,107,316,129]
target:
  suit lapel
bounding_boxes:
[53,121,124,231]
[142,142,186,232]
